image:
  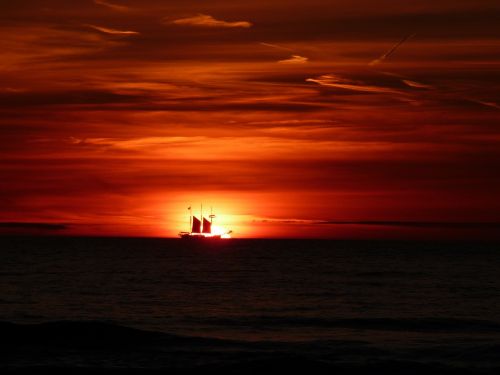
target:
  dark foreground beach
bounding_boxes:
[1,237,500,373]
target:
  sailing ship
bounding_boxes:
[179,205,232,239]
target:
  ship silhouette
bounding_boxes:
[179,205,232,239]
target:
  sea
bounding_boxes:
[1,236,500,374]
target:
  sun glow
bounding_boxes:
[185,232,231,239]
[211,225,232,238]
[173,200,235,238]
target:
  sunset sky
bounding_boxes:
[1,0,499,238]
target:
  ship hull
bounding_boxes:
[179,233,222,240]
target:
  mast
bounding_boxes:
[200,206,215,234]
[210,206,215,224]
[188,206,192,233]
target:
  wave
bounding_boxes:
[3,317,500,346]
[355,271,427,278]
[0,320,232,349]
[190,316,500,333]
[2,321,500,373]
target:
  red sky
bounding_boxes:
[1,0,500,238]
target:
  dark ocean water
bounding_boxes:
[1,236,500,373]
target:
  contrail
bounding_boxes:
[260,42,294,52]
[369,33,416,66]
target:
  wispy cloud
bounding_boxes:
[169,14,252,28]
[472,100,500,110]
[0,222,69,230]
[278,55,308,64]
[86,24,139,35]
[306,74,403,94]
[381,73,433,90]
[402,80,433,89]
[260,43,307,64]
[93,0,130,12]
[243,119,335,126]
[253,218,500,229]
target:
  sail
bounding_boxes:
[191,216,201,233]
[202,217,212,233]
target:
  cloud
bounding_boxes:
[253,218,500,229]
[0,89,145,107]
[169,14,252,28]
[0,222,68,230]
[402,80,433,89]
[260,43,307,65]
[86,24,139,35]
[278,55,308,64]
[243,119,336,126]
[472,100,500,110]
[306,74,403,94]
[93,0,130,12]
[319,221,500,229]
